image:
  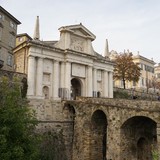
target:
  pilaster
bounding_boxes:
[27,56,36,96]
[87,66,93,97]
[65,62,71,99]
[60,62,65,88]
[53,60,59,99]
[36,57,43,97]
[103,70,109,97]
[93,68,97,97]
[108,71,113,98]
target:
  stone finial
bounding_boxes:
[33,16,40,40]
[104,39,109,58]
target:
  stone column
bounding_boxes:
[27,56,36,97]
[87,66,93,97]
[36,57,43,97]
[103,70,109,97]
[108,71,113,98]
[157,123,160,158]
[52,60,59,99]
[65,62,71,99]
[93,68,97,97]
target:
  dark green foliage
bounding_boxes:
[21,78,28,98]
[39,130,67,160]
[114,90,130,99]
[0,77,39,160]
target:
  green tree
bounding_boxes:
[0,76,39,160]
[113,53,141,89]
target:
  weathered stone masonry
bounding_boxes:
[29,98,160,160]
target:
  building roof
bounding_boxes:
[59,23,96,41]
[133,54,156,65]
[0,6,21,24]
[17,33,32,40]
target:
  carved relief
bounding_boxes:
[70,36,84,52]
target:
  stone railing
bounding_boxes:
[114,87,159,101]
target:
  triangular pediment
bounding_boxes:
[59,24,96,41]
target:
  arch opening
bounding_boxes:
[43,86,49,99]
[91,110,107,160]
[120,116,157,160]
[71,78,82,100]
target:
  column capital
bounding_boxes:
[53,60,59,64]
[28,55,35,59]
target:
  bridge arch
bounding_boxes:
[90,109,107,160]
[120,116,157,160]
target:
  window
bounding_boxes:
[0,27,2,40]
[10,21,16,30]
[0,14,4,21]
[133,81,136,86]
[7,54,12,66]
[18,37,24,42]
[9,34,15,47]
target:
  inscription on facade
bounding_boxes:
[72,63,86,78]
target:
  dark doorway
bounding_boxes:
[91,110,107,160]
[137,137,151,160]
[71,78,81,100]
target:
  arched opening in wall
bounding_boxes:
[91,110,107,160]
[63,104,76,160]
[43,86,49,99]
[71,78,81,100]
[120,116,157,160]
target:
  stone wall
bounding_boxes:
[29,97,160,160]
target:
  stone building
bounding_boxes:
[13,17,160,160]
[14,16,114,100]
[155,63,160,80]
[110,50,155,91]
[0,6,21,71]
[133,53,155,90]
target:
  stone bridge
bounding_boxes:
[30,97,160,160]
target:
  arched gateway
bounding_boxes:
[71,78,82,100]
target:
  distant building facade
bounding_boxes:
[132,54,155,90]
[110,50,155,91]
[0,6,21,71]
[14,17,114,100]
[155,63,160,81]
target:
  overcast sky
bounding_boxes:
[1,0,160,63]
